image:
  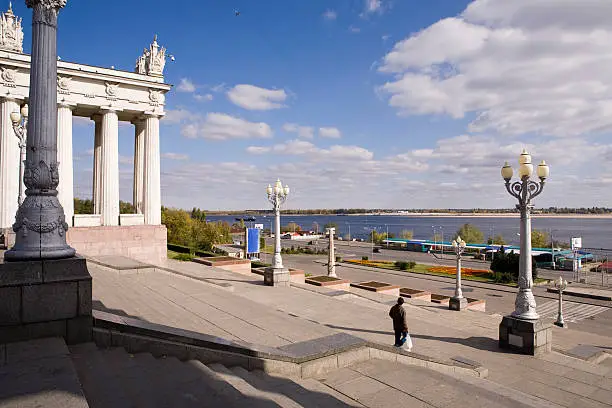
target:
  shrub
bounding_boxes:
[167,243,191,254]
[171,252,194,262]
[362,256,369,261]
[335,256,343,262]
[395,260,409,270]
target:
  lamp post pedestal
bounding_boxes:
[499,316,553,356]
[449,296,468,311]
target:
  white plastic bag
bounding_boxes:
[402,333,413,351]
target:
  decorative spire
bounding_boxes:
[135,35,167,77]
[0,2,24,53]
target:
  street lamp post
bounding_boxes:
[327,227,337,278]
[553,276,567,328]
[449,236,468,311]
[498,149,553,355]
[5,0,75,261]
[10,104,28,207]
[264,179,290,286]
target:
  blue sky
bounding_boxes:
[12,0,612,210]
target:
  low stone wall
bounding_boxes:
[66,225,167,264]
[193,256,251,275]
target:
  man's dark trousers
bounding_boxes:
[394,330,407,346]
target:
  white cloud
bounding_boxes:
[377,0,612,137]
[227,84,288,111]
[177,78,196,93]
[194,93,213,102]
[283,123,314,139]
[319,127,342,138]
[360,0,386,17]
[246,146,272,154]
[349,26,361,34]
[162,152,189,161]
[322,9,337,20]
[182,112,273,141]
[119,155,133,165]
[164,109,200,124]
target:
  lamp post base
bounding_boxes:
[449,296,468,311]
[499,315,552,356]
[0,256,92,345]
[264,267,290,287]
[554,319,567,328]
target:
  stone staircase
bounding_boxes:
[68,343,567,408]
[68,343,361,408]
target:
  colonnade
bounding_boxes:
[0,96,162,229]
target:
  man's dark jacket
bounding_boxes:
[389,304,408,332]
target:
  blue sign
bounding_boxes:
[246,228,260,254]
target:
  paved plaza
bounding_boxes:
[83,255,612,407]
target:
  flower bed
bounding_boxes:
[426,266,490,276]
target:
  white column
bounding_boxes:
[0,98,20,229]
[133,119,145,214]
[92,114,102,214]
[99,109,119,226]
[57,104,74,226]
[143,114,161,225]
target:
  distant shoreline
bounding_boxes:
[208,212,612,219]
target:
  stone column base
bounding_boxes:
[449,296,468,311]
[0,256,93,345]
[499,315,552,356]
[264,267,290,287]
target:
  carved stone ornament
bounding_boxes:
[135,35,167,77]
[148,89,160,103]
[57,75,71,90]
[1,66,16,83]
[105,82,119,97]
[25,0,67,9]
[23,159,60,190]
[0,3,24,52]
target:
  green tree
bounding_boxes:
[370,231,390,244]
[323,222,339,232]
[74,198,93,214]
[531,230,549,248]
[399,229,414,240]
[119,201,135,214]
[454,223,484,244]
[281,222,301,233]
[190,207,206,222]
[162,208,194,247]
[487,234,506,245]
[490,246,538,282]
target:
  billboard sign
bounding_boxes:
[254,224,264,230]
[246,228,260,254]
[571,237,582,250]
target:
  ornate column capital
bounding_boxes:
[25,0,67,9]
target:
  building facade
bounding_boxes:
[0,5,171,262]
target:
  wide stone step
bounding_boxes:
[251,369,365,407]
[207,363,284,407]
[69,343,133,408]
[321,359,561,408]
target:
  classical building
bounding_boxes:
[0,4,171,262]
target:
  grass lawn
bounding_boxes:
[167,250,193,261]
[343,259,548,286]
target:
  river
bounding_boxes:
[205,214,612,249]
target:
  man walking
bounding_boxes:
[389,297,409,348]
